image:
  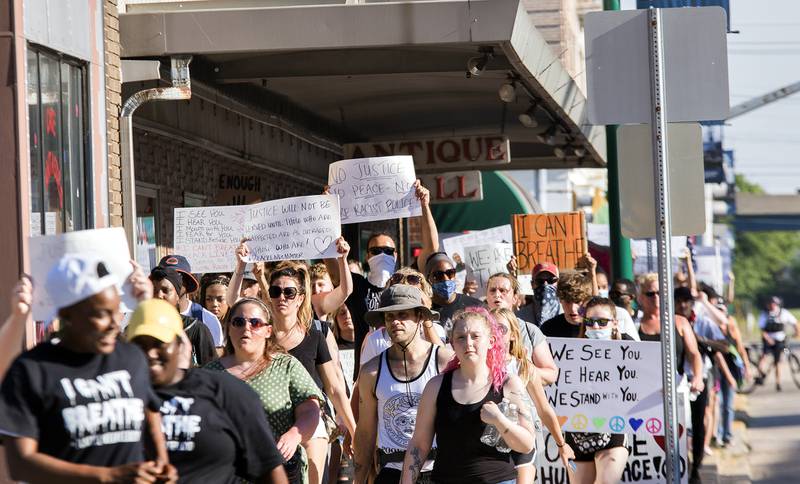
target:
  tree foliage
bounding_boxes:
[733,175,800,305]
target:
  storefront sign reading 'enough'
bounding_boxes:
[327,156,421,224]
[343,136,510,171]
[512,211,587,273]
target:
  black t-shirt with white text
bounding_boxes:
[156,369,284,483]
[0,341,160,466]
[345,273,382,378]
[540,314,582,338]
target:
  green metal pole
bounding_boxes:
[603,0,634,281]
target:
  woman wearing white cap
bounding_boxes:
[127,299,288,483]
[0,253,175,483]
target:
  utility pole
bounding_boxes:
[603,0,634,281]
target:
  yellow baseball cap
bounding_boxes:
[126,299,183,343]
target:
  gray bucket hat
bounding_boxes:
[365,284,439,325]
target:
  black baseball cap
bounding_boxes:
[158,255,199,293]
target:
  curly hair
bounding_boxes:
[308,262,329,282]
[444,306,508,393]
[556,270,593,304]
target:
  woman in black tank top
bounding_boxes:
[400,307,534,484]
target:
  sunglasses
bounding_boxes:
[583,317,612,327]
[268,286,300,300]
[389,273,422,286]
[533,276,559,286]
[644,291,659,298]
[430,268,457,281]
[368,246,396,256]
[230,317,269,329]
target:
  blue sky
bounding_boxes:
[620,0,800,194]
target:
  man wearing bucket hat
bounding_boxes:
[127,299,288,483]
[0,253,174,482]
[354,285,453,484]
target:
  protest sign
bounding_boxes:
[28,227,135,321]
[463,243,513,298]
[244,194,341,262]
[339,349,355,393]
[512,212,587,274]
[545,338,664,435]
[174,205,246,274]
[441,225,513,292]
[327,156,421,224]
[537,424,688,484]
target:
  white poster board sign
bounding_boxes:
[537,422,688,483]
[174,205,246,274]
[244,195,341,262]
[463,243,513,298]
[327,156,421,224]
[546,338,665,434]
[442,225,513,293]
[28,228,135,321]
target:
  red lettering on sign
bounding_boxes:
[456,175,479,198]
[436,140,461,163]
[45,151,64,208]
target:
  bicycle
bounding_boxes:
[737,341,800,394]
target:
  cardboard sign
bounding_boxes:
[343,135,510,171]
[418,170,483,204]
[28,228,136,321]
[244,195,341,262]
[537,425,688,484]
[463,243,513,298]
[327,156,421,224]
[512,212,587,273]
[174,205,246,274]
[545,338,665,435]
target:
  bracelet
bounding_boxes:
[556,441,566,448]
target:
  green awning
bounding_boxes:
[431,171,539,232]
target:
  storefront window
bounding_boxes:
[136,185,160,271]
[27,46,88,236]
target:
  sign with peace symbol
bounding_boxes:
[645,418,663,434]
[571,414,589,430]
[609,416,626,433]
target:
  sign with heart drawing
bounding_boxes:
[174,195,341,272]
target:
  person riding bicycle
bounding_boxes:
[757,296,797,391]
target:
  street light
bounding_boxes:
[466,50,493,78]
[518,103,539,128]
[498,82,517,103]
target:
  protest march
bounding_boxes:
[0,150,748,484]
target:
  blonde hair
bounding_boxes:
[309,262,329,282]
[270,261,314,329]
[491,307,532,383]
[388,266,433,300]
[637,272,658,289]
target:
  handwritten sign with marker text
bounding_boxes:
[244,195,341,262]
[327,156,421,224]
[174,205,246,274]
[463,243,513,298]
[512,211,586,273]
[545,338,664,434]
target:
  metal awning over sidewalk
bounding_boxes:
[120,0,605,169]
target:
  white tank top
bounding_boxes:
[376,345,439,471]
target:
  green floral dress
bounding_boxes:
[205,352,322,483]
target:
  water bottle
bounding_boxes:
[480,398,510,446]
[496,403,518,453]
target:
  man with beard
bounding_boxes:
[354,285,453,484]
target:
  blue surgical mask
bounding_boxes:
[598,289,609,298]
[585,328,613,340]
[432,280,457,300]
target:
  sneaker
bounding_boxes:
[755,375,764,385]
[704,446,714,456]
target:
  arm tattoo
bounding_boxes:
[408,446,424,483]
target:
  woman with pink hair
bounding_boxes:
[401,307,534,484]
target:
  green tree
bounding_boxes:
[733,175,800,304]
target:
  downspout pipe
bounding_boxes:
[120,56,192,256]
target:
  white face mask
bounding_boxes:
[585,328,613,340]
[367,253,396,287]
[598,289,609,298]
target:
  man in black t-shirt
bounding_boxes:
[0,254,173,482]
[541,270,593,338]
[426,252,482,332]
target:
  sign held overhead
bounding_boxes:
[512,212,587,274]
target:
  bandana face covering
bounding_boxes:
[367,253,396,287]
[533,283,560,324]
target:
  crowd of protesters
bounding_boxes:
[0,178,780,484]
